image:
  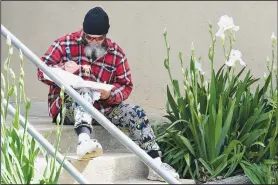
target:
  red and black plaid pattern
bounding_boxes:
[37,29,133,118]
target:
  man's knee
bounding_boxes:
[120,104,150,130]
[121,104,146,114]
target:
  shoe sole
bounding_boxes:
[67,148,104,162]
[79,147,103,161]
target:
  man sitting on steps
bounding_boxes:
[37,6,179,182]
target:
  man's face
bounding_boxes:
[83,33,107,59]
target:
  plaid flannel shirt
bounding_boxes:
[38,29,133,119]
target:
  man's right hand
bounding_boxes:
[64,61,81,73]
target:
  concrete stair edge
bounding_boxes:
[34,152,196,184]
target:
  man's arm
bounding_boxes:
[37,40,64,86]
[103,55,133,105]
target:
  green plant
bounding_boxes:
[1,35,67,184]
[240,160,278,184]
[154,15,277,182]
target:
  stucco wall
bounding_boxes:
[1,1,277,115]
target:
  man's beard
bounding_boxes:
[84,43,107,59]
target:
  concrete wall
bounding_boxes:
[1,1,277,115]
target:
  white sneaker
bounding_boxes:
[147,162,180,182]
[76,139,103,160]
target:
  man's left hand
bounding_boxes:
[99,89,111,100]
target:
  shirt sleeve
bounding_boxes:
[37,40,64,86]
[103,55,133,105]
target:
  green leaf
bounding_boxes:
[199,116,209,160]
[258,72,271,99]
[22,162,31,184]
[153,120,159,136]
[198,158,214,175]
[53,155,67,184]
[242,129,266,147]
[194,159,200,180]
[216,99,236,155]
[224,147,245,177]
[1,167,14,184]
[6,147,24,183]
[207,70,217,160]
[177,97,187,120]
[256,138,275,161]
[263,159,278,165]
[211,161,227,178]
[173,149,187,159]
[255,112,272,124]
[251,86,260,109]
[190,56,195,76]
[173,80,181,97]
[215,96,223,148]
[167,85,180,119]
[210,154,228,169]
[251,142,266,148]
[240,161,267,184]
[223,140,241,154]
[164,58,169,70]
[171,153,183,165]
[216,64,226,79]
[240,107,264,136]
[179,135,196,156]
[163,114,176,123]
[235,71,251,106]
[162,147,178,157]
[182,165,189,178]
[269,139,277,159]
[209,70,217,110]
[184,153,190,167]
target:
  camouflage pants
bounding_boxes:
[57,89,160,153]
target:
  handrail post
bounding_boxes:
[1,24,181,184]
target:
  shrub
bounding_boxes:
[1,35,67,184]
[154,15,277,182]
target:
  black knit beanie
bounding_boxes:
[83,7,110,35]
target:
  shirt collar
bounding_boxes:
[75,29,83,43]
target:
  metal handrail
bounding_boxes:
[1,24,181,184]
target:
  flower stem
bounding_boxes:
[4,47,11,98]
[222,44,227,61]
[270,43,275,96]
[163,33,175,95]
[227,30,234,61]
[209,29,215,68]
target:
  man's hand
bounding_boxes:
[99,89,111,100]
[64,61,81,73]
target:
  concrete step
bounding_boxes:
[5,111,167,153]
[6,115,131,153]
[34,153,195,184]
